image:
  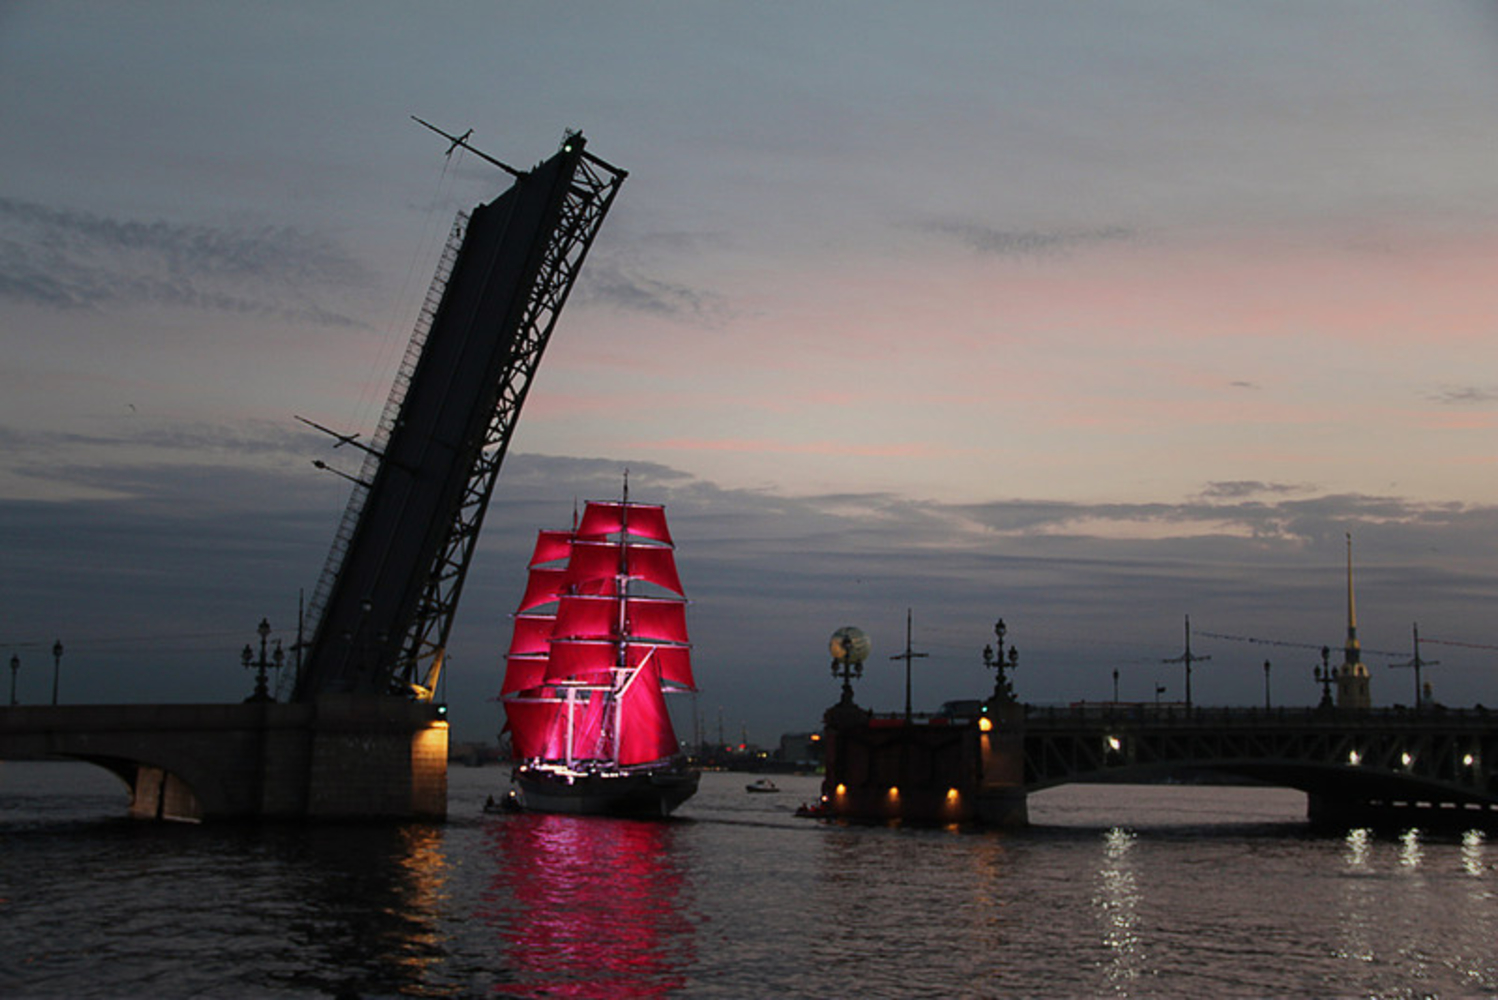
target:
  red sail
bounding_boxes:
[625,599,689,644]
[632,643,694,689]
[502,654,550,695]
[503,497,693,768]
[504,699,566,760]
[577,501,674,546]
[553,595,620,641]
[617,661,679,765]
[530,529,573,567]
[566,541,684,596]
[545,640,617,685]
[517,566,569,612]
[508,613,556,656]
[571,691,609,761]
[552,595,689,645]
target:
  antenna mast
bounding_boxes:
[890,608,929,722]
[1162,615,1210,710]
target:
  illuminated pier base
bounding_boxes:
[819,698,1027,827]
[1,697,448,823]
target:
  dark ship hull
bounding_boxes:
[512,759,700,818]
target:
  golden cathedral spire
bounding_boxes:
[1345,532,1360,659]
[1337,532,1371,710]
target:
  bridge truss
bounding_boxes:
[1025,706,1498,825]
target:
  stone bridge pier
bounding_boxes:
[0,698,448,822]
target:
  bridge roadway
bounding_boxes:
[0,699,448,822]
[1024,704,1498,827]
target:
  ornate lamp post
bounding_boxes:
[983,618,1019,703]
[242,618,283,703]
[8,653,18,706]
[1314,645,1335,710]
[828,626,870,706]
[51,640,63,706]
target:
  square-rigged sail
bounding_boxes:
[501,499,694,767]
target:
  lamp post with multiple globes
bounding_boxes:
[242,618,284,703]
[983,619,1019,703]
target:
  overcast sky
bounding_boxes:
[4,2,1498,745]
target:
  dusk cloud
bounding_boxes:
[6,446,1497,740]
[0,197,369,325]
[916,220,1137,258]
[1429,385,1498,405]
[576,256,728,325]
[1197,481,1307,500]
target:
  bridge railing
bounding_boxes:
[1025,703,1496,732]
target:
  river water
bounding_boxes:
[2,762,1495,998]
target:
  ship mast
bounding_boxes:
[613,472,631,762]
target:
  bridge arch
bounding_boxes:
[1,701,447,822]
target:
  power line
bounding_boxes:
[1423,637,1498,652]
[1,630,258,650]
[1195,630,1406,659]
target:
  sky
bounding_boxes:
[4,2,1498,746]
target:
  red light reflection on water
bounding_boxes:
[482,813,695,997]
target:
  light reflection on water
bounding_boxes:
[1095,826,1142,992]
[3,763,1498,997]
[1463,828,1486,877]
[481,813,694,997]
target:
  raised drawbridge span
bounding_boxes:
[1,131,624,821]
[296,131,625,704]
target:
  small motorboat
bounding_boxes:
[483,792,522,814]
[745,778,780,793]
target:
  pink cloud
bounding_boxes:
[634,437,959,458]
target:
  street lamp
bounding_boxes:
[1263,659,1271,710]
[8,653,18,706]
[242,618,283,703]
[1314,646,1335,710]
[51,640,63,706]
[983,618,1019,703]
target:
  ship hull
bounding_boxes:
[513,761,700,818]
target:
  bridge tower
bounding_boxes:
[1337,533,1372,711]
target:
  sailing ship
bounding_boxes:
[499,490,699,816]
